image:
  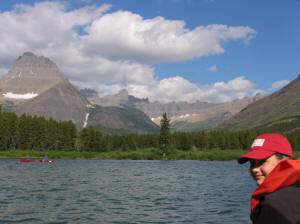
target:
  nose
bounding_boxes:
[251,166,259,173]
[250,163,260,176]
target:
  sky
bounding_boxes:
[0,0,299,103]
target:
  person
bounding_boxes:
[26,155,31,160]
[43,154,49,161]
[238,133,300,224]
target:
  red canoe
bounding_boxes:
[19,158,54,163]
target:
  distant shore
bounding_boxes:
[1,149,300,161]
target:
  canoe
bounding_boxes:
[19,158,54,163]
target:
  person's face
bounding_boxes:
[249,154,282,186]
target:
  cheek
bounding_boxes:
[261,163,278,176]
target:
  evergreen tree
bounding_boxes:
[176,132,192,151]
[46,118,60,151]
[6,112,18,149]
[16,114,32,150]
[79,126,97,151]
[0,109,6,150]
[61,120,77,151]
[159,112,170,157]
[111,133,123,151]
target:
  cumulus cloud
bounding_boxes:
[0,1,258,103]
[209,65,217,72]
[81,12,256,63]
[96,76,257,103]
[271,80,290,90]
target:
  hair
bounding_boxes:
[275,153,290,160]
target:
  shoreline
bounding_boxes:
[2,149,300,161]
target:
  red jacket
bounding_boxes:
[250,159,300,223]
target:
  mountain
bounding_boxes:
[87,89,149,107]
[86,89,265,131]
[15,79,90,126]
[0,52,66,110]
[219,74,300,131]
[147,95,264,132]
[80,88,100,105]
[0,52,65,97]
[87,105,160,134]
[0,52,159,134]
[0,52,90,125]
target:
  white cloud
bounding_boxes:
[0,2,258,103]
[81,12,256,63]
[271,80,290,90]
[96,76,257,103]
[209,65,217,72]
[0,68,9,77]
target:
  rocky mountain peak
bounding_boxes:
[0,52,65,98]
[117,89,129,99]
[15,52,58,69]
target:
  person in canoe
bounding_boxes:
[26,155,31,160]
[238,133,300,224]
[42,154,49,162]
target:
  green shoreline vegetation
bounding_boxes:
[1,149,300,161]
[1,107,300,161]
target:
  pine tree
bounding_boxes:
[46,118,60,151]
[159,112,170,157]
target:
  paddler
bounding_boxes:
[43,154,49,162]
[238,133,300,224]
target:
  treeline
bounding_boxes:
[0,108,299,152]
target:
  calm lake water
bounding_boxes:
[0,159,256,224]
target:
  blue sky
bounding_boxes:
[0,0,299,103]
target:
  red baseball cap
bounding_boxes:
[238,133,293,164]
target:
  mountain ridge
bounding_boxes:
[0,52,65,97]
[0,52,160,134]
[15,79,90,126]
[82,88,266,131]
[218,74,300,131]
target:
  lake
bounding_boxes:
[0,159,256,224]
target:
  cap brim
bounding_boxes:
[238,148,275,164]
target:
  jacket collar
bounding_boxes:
[251,159,300,211]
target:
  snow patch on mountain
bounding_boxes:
[83,113,89,127]
[178,114,196,119]
[151,116,162,121]
[3,92,38,99]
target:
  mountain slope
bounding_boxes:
[15,80,90,125]
[86,89,265,131]
[87,105,160,134]
[0,53,161,133]
[0,52,64,96]
[219,74,300,131]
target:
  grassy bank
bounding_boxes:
[1,148,300,161]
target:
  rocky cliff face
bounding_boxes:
[92,89,149,107]
[88,105,160,134]
[0,52,90,125]
[88,89,266,131]
[15,79,90,126]
[0,52,65,98]
[0,53,159,133]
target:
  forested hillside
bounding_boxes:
[219,74,300,130]
[1,107,299,153]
